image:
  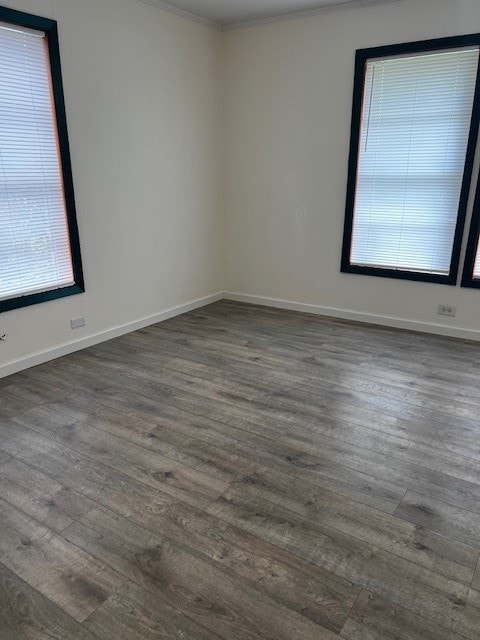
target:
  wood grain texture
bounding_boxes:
[1,300,479,639]
[340,590,467,640]
[473,557,480,591]
[395,491,480,547]
[99,539,340,640]
[0,562,99,640]
[0,498,125,622]
[84,580,223,640]
[63,490,358,632]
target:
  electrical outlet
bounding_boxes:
[438,304,457,318]
[71,316,86,330]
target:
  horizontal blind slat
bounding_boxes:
[474,244,480,278]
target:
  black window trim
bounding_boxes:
[0,5,84,313]
[341,33,480,286]
[461,171,480,289]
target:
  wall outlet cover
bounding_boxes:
[71,317,86,329]
[437,305,457,317]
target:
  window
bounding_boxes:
[342,35,480,284]
[462,173,480,288]
[0,6,83,313]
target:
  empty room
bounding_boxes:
[1,0,480,638]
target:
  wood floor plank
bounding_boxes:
[207,491,480,639]
[396,491,480,548]
[84,580,222,640]
[85,538,342,640]
[0,498,125,622]
[0,389,52,420]
[0,418,84,477]
[221,475,478,584]
[144,325,480,413]
[0,562,100,640]
[91,335,440,431]
[166,302,480,390]
[63,490,358,632]
[0,456,75,533]
[38,345,480,510]
[39,362,478,518]
[30,394,406,516]
[125,322,456,407]
[6,379,408,517]
[80,385,408,513]
[57,458,173,518]
[473,557,480,591]
[101,380,480,516]
[10,409,228,510]
[55,454,357,632]
[69,345,455,445]
[340,590,468,640]
[102,326,480,430]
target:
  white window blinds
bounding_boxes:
[350,46,480,274]
[474,240,480,279]
[0,21,74,302]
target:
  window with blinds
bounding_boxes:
[0,8,83,312]
[474,246,480,279]
[461,173,480,289]
[342,36,480,285]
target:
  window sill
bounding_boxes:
[0,284,85,313]
[341,263,457,285]
[461,276,480,289]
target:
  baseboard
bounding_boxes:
[3,289,478,379]
[224,291,480,342]
[0,292,223,379]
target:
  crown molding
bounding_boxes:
[136,0,222,30]
[136,0,404,32]
[222,0,404,31]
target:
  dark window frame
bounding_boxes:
[0,5,84,313]
[341,33,480,286]
[461,172,480,289]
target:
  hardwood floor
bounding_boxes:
[0,299,479,639]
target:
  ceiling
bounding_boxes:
[142,0,401,29]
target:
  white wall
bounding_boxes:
[223,0,480,337]
[1,0,224,374]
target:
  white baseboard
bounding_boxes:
[0,292,223,379]
[224,291,480,342]
[3,289,478,379]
